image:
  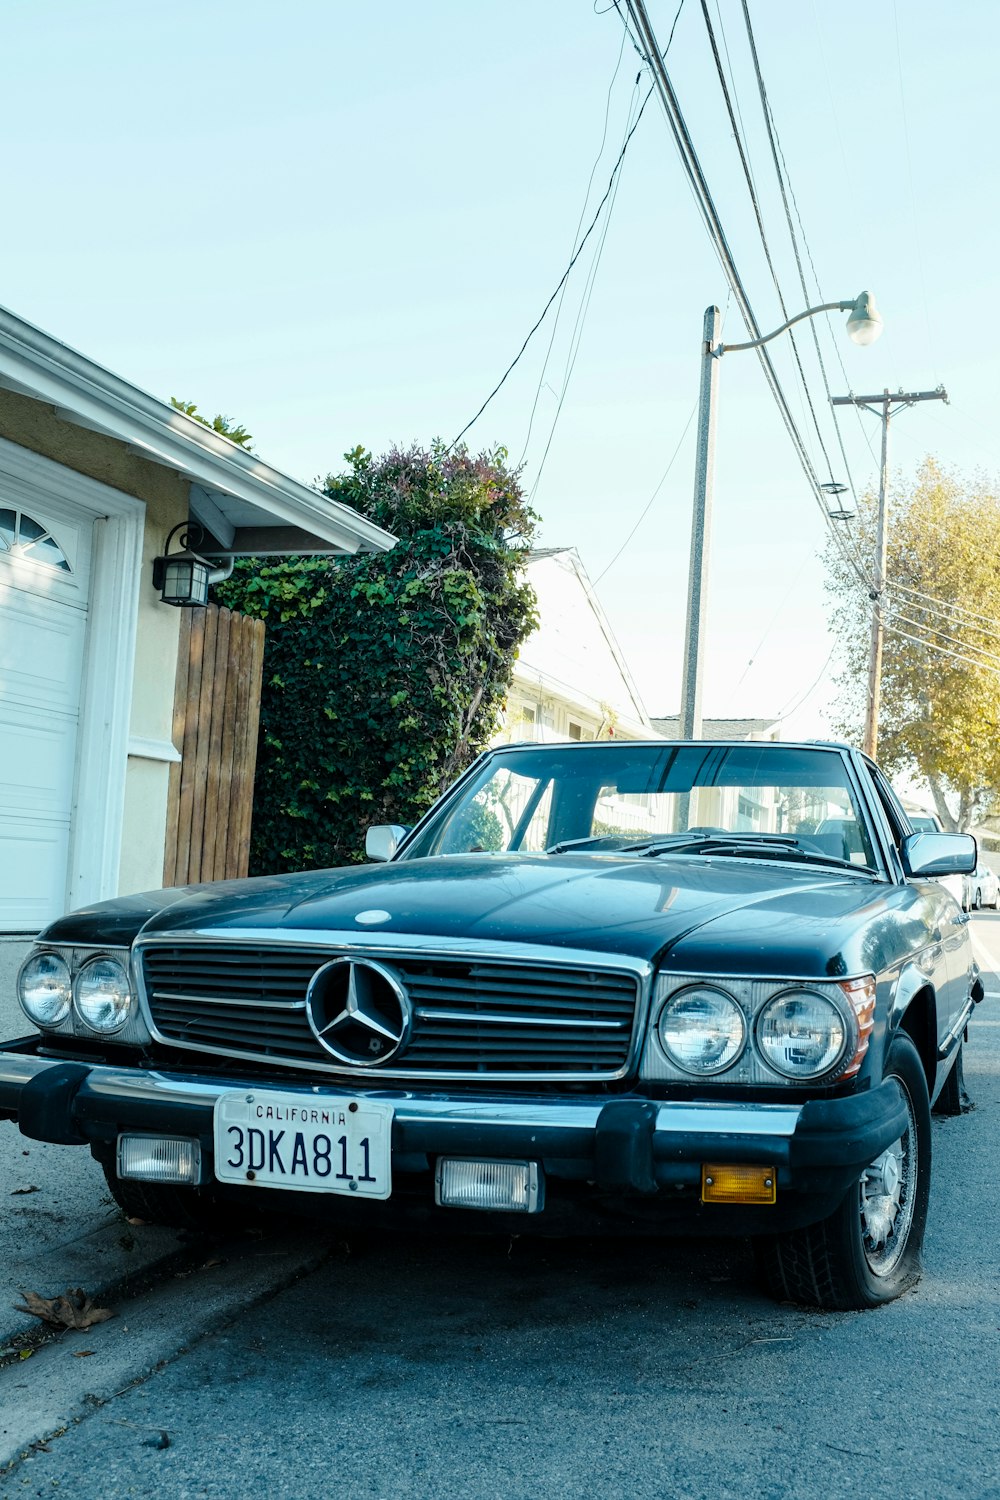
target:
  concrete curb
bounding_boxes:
[0,1216,192,1354]
[0,1232,332,1475]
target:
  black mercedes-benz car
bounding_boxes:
[0,740,981,1309]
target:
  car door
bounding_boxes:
[862,760,970,1048]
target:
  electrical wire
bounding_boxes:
[727,543,816,699]
[622,0,875,598]
[517,20,631,469]
[593,403,697,585]
[883,621,1000,679]
[446,6,679,455]
[528,75,642,501]
[738,1,869,530]
[773,645,836,723]
[892,611,1000,669]
[893,579,1000,633]
[700,0,837,483]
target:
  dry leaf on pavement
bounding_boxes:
[11,1185,40,1195]
[14,1289,116,1331]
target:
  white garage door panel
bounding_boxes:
[0,585,87,713]
[0,707,79,816]
[0,497,92,932]
[0,817,70,931]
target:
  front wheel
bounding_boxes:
[755,1034,931,1310]
[100,1159,242,1232]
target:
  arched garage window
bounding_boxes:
[0,509,72,571]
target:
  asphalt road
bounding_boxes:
[3,921,1000,1498]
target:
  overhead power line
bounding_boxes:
[883,621,1000,680]
[593,402,697,584]
[738,0,864,513]
[446,5,677,455]
[517,20,631,469]
[890,579,1000,632]
[892,611,1000,669]
[621,0,874,596]
[699,0,837,484]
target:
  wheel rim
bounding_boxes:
[858,1075,917,1278]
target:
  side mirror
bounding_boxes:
[901,831,977,879]
[365,825,409,862]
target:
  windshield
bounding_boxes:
[402,743,878,870]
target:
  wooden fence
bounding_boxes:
[163,605,266,887]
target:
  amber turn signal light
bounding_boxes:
[701,1164,776,1205]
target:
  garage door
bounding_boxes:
[0,497,92,932]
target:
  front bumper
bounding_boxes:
[0,1040,906,1230]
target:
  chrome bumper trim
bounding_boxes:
[0,1052,803,1140]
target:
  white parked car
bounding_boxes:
[965,862,999,911]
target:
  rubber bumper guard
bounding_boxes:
[17,1062,92,1146]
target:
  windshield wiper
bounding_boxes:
[629,835,874,874]
[545,835,638,855]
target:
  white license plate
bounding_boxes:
[213,1090,393,1200]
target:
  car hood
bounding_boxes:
[42,852,890,978]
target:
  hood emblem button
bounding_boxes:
[355,909,391,925]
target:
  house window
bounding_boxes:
[568,721,582,741]
[0,508,72,572]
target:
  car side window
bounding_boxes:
[865,764,909,853]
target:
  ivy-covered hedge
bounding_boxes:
[214,443,537,873]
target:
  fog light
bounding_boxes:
[118,1135,202,1185]
[701,1163,776,1205]
[435,1158,543,1213]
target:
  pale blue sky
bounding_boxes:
[3,1,996,736]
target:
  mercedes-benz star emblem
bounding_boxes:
[306,958,411,1066]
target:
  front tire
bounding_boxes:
[755,1034,931,1310]
[933,1042,972,1117]
[100,1160,237,1232]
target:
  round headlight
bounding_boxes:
[18,951,72,1027]
[756,989,849,1079]
[74,957,132,1033]
[658,985,746,1075]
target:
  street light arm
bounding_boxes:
[719,300,853,355]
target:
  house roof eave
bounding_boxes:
[0,305,396,557]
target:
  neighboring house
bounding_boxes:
[650,715,781,741]
[494,548,658,746]
[0,305,395,940]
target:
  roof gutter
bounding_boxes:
[0,306,396,556]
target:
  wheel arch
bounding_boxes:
[894,984,937,1097]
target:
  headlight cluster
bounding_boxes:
[652,975,873,1085]
[18,949,136,1037]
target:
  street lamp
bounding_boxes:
[678,292,883,739]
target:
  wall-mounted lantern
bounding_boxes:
[152,523,234,607]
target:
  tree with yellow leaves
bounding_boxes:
[825,458,1000,831]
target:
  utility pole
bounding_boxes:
[831,387,949,760]
[678,306,721,740]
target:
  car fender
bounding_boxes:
[886,964,938,1090]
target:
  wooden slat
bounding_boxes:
[237,619,266,877]
[213,610,242,880]
[226,615,256,881]
[203,606,232,881]
[165,603,266,887]
[188,606,219,884]
[163,611,192,886]
[173,608,206,888]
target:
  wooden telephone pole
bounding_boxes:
[830,387,948,759]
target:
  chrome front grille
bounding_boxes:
[141,943,641,1080]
